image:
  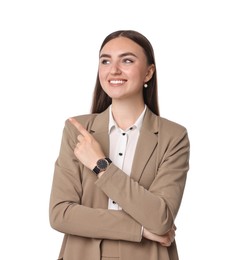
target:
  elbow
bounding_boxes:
[49,205,65,232]
[155,214,174,236]
[146,205,174,236]
[157,214,174,235]
[49,201,75,233]
[49,209,60,231]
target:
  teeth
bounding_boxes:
[110,80,125,84]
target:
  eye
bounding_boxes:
[123,58,133,64]
[100,59,111,65]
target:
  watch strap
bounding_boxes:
[105,157,112,164]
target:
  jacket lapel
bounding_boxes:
[130,108,159,182]
[90,108,110,157]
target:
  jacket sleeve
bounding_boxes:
[95,119,190,236]
[49,119,142,242]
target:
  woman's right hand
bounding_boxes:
[142,226,176,247]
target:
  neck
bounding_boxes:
[111,99,145,130]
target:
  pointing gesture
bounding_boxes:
[69,117,91,138]
[69,117,105,170]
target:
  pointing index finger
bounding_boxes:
[69,117,89,136]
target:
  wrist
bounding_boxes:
[92,157,112,175]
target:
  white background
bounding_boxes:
[0,0,239,259]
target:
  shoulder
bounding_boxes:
[158,117,189,148]
[144,108,187,134]
[144,107,187,136]
[159,117,187,134]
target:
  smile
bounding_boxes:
[109,80,126,84]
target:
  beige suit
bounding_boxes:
[49,107,190,260]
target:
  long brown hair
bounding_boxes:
[91,30,160,116]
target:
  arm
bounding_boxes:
[49,119,142,242]
[50,161,173,245]
[96,124,190,235]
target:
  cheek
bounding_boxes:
[130,69,146,85]
[130,65,146,76]
[98,71,108,92]
[98,67,107,81]
[98,74,105,88]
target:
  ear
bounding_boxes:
[144,64,155,82]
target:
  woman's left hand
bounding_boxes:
[143,226,176,247]
[69,117,105,170]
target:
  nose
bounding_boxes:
[110,62,121,74]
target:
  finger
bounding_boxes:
[169,230,175,242]
[173,224,177,231]
[69,117,89,137]
[170,229,175,236]
[77,134,84,142]
[160,241,171,247]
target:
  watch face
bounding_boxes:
[97,159,108,170]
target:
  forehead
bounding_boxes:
[100,37,146,58]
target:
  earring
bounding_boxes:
[144,83,148,88]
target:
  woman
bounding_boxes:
[49,30,190,260]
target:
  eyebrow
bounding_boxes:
[99,52,138,59]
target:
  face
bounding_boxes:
[98,37,154,103]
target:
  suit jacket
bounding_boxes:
[49,107,190,260]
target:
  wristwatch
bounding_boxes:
[92,158,112,175]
